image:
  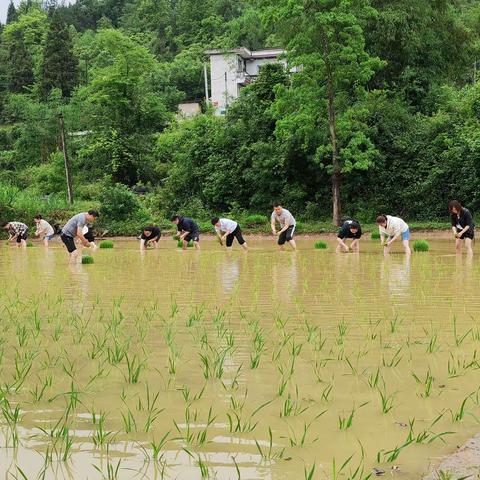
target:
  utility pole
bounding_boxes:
[224,72,228,112]
[57,113,74,204]
[203,63,209,105]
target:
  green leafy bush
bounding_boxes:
[244,214,267,227]
[99,183,141,221]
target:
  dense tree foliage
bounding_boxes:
[0,0,479,227]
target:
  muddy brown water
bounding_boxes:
[0,236,479,479]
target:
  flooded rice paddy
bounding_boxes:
[0,236,479,479]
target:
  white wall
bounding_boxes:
[210,54,240,115]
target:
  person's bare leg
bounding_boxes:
[241,242,248,251]
[455,238,462,254]
[43,238,48,247]
[403,239,411,255]
[194,241,200,250]
[336,243,342,253]
[182,240,187,250]
[288,239,297,251]
[352,241,359,253]
[19,239,26,248]
[69,250,78,264]
[465,238,473,256]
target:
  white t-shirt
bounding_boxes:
[35,219,54,237]
[215,218,238,234]
[379,215,409,237]
[271,208,296,227]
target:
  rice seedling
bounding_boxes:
[92,412,113,447]
[412,369,434,398]
[304,463,316,480]
[413,239,430,252]
[151,430,170,462]
[287,412,325,447]
[123,353,144,384]
[99,240,114,249]
[376,437,414,463]
[280,387,309,417]
[254,427,285,461]
[81,255,94,264]
[314,241,328,249]
[450,393,476,422]
[378,387,396,413]
[452,316,472,347]
[26,241,33,247]
[93,458,123,480]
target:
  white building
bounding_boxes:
[206,47,286,115]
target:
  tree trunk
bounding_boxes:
[323,34,342,226]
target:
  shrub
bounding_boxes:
[371,231,381,240]
[81,255,95,264]
[100,183,141,220]
[314,240,328,249]
[413,239,430,252]
[99,240,114,249]
[244,214,267,227]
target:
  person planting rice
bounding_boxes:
[2,221,28,248]
[140,225,161,250]
[34,215,55,246]
[271,203,297,251]
[212,217,248,251]
[60,210,99,264]
[449,200,474,255]
[336,219,362,253]
[376,214,411,255]
[171,215,200,250]
[82,225,97,250]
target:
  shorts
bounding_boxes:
[16,232,28,243]
[457,228,474,240]
[184,231,200,243]
[401,229,410,241]
[226,225,245,247]
[61,233,76,253]
[278,225,295,245]
[44,234,55,241]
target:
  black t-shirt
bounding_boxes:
[337,220,362,239]
[141,226,161,240]
[451,207,474,232]
[177,217,199,233]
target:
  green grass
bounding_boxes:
[371,231,381,240]
[413,240,430,252]
[99,240,114,249]
[81,255,95,264]
[314,241,328,249]
[244,214,267,227]
[26,241,34,247]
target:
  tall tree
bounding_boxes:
[6,29,34,93]
[262,0,384,225]
[6,1,18,24]
[40,13,78,98]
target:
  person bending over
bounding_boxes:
[60,210,99,264]
[2,221,28,248]
[336,220,362,253]
[449,200,474,255]
[34,214,55,246]
[376,214,411,255]
[271,203,296,251]
[171,215,200,250]
[212,217,248,251]
[140,225,161,250]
